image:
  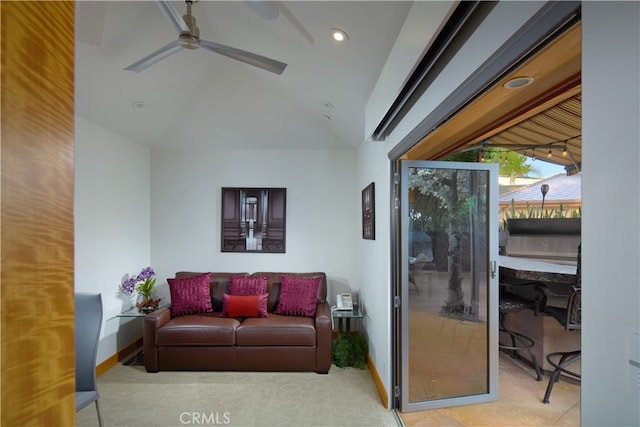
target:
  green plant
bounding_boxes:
[332,333,367,369]
[120,266,156,298]
[500,199,581,226]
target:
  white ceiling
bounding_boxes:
[75,1,415,150]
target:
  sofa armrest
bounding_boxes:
[315,301,332,373]
[143,307,171,372]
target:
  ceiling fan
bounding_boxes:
[124,0,287,74]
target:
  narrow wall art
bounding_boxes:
[362,182,375,240]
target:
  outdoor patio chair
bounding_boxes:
[498,281,543,381]
[540,244,581,404]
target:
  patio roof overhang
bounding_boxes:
[403,21,582,175]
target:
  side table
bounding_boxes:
[117,304,168,365]
[331,308,364,333]
[118,303,168,318]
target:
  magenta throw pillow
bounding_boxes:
[230,275,268,295]
[168,273,213,317]
[220,293,269,318]
[275,275,321,317]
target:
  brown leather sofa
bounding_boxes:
[143,272,332,374]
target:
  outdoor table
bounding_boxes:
[498,255,577,285]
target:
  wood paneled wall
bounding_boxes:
[1,2,75,425]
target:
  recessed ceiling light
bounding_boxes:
[330,28,349,42]
[503,76,534,89]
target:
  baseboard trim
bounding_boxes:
[367,353,388,409]
[96,337,143,377]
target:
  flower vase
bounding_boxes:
[129,292,139,309]
[137,294,160,313]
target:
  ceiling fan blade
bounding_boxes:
[243,1,279,20]
[245,1,314,45]
[274,1,314,44]
[199,39,287,75]
[124,40,183,72]
[155,0,190,34]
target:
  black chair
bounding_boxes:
[498,281,543,381]
[541,286,581,403]
[75,293,104,426]
[540,244,581,404]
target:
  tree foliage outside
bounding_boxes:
[408,164,485,318]
[481,148,532,184]
[407,148,523,318]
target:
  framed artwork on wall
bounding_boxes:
[221,187,286,253]
[362,182,375,240]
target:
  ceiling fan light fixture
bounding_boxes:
[178,32,200,49]
[330,28,349,42]
[504,76,534,89]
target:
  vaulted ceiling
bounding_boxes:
[75,1,415,150]
[75,1,581,171]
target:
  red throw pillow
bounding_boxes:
[167,273,213,317]
[220,293,269,318]
[230,275,268,295]
[275,275,321,318]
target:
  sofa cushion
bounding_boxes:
[156,314,240,346]
[230,275,268,295]
[275,275,321,317]
[251,272,326,312]
[236,314,316,346]
[174,272,250,312]
[168,273,213,317]
[220,293,268,318]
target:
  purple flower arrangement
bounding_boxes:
[120,266,156,297]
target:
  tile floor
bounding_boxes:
[399,269,580,426]
[398,352,581,426]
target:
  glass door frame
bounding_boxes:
[393,159,499,412]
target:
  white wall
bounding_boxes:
[356,142,392,383]
[582,2,640,425]
[75,116,151,364]
[149,148,360,305]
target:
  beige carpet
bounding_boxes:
[77,363,398,427]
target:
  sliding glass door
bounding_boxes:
[396,160,499,411]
